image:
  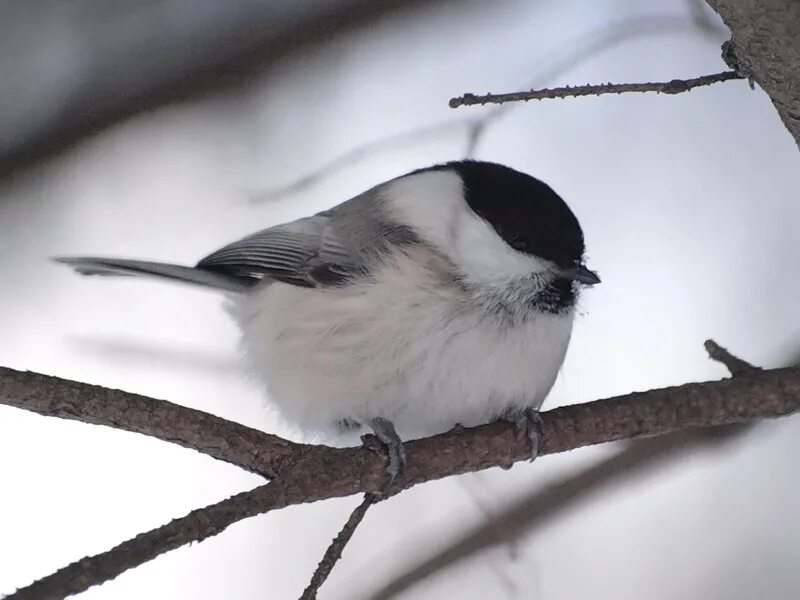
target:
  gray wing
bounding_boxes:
[197,187,417,288]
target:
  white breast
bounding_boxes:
[233,246,574,441]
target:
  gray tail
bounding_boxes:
[53,256,250,293]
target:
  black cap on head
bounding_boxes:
[441,161,585,269]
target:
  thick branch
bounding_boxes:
[371,339,758,599]
[705,0,800,149]
[449,71,743,108]
[4,363,800,598]
[0,367,302,479]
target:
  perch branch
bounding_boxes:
[371,338,757,598]
[300,494,379,600]
[449,70,743,108]
[0,367,301,479]
[3,347,800,598]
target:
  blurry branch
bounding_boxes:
[704,0,800,149]
[371,340,758,599]
[3,342,800,598]
[249,120,478,202]
[448,71,744,108]
[300,494,379,600]
[372,428,749,600]
[0,0,448,180]
[67,335,242,377]
[252,14,719,202]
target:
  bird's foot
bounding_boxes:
[335,418,361,433]
[366,417,407,486]
[500,407,542,463]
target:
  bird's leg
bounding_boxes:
[499,406,542,462]
[368,417,407,484]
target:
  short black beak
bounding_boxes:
[562,263,601,285]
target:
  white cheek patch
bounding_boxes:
[387,169,552,286]
[385,169,464,249]
[451,207,551,284]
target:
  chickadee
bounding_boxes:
[56,160,599,479]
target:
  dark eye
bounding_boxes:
[511,238,528,251]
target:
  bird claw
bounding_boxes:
[501,407,542,462]
[368,418,407,486]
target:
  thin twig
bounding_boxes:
[705,339,760,376]
[464,13,721,156]
[300,494,379,600]
[372,339,758,598]
[4,358,800,598]
[251,14,711,201]
[0,366,302,479]
[449,70,744,108]
[7,483,290,600]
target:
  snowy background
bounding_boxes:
[2,0,800,598]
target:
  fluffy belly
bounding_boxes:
[234,267,573,441]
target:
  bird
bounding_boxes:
[55,160,599,481]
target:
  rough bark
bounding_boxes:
[705,0,800,148]
[3,360,800,598]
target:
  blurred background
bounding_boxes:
[2,0,800,598]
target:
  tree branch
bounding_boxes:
[449,70,744,108]
[704,0,800,149]
[4,353,800,598]
[300,494,379,600]
[370,339,758,599]
[0,367,302,479]
[6,483,290,600]
[252,14,717,202]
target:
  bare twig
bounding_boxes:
[449,70,744,108]
[0,366,301,479]
[371,340,758,598]
[704,339,760,376]
[252,14,714,201]
[300,494,379,600]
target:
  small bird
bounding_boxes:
[56,161,599,480]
